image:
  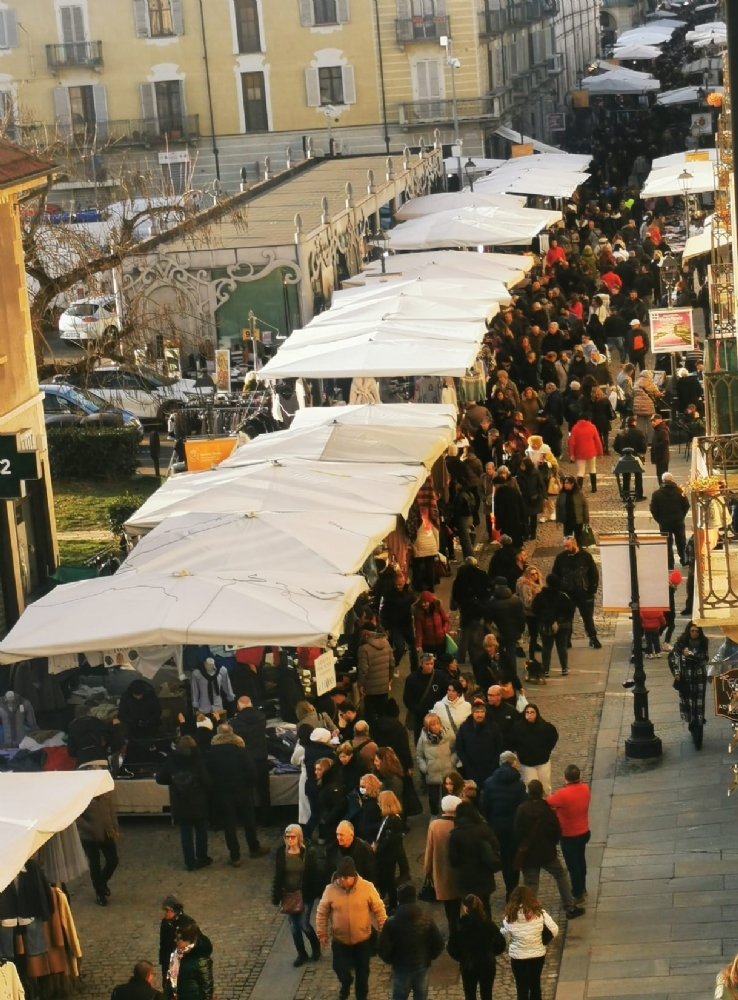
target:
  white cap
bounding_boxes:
[441,795,462,814]
[630,319,640,327]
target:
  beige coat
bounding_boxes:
[424,816,460,901]
[316,875,386,945]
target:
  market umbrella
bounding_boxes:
[352,253,531,289]
[612,43,663,59]
[385,205,559,251]
[279,317,485,352]
[581,72,661,95]
[395,190,526,220]
[124,459,429,533]
[119,510,398,576]
[657,86,703,106]
[0,571,369,663]
[289,403,458,430]
[310,287,502,324]
[477,167,589,199]
[330,276,511,310]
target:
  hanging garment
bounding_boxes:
[191,665,234,714]
[349,378,381,404]
[0,960,24,1000]
[415,376,443,404]
[457,361,486,404]
[0,862,52,924]
[38,827,89,887]
[0,697,37,749]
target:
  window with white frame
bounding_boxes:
[0,9,19,49]
[132,0,184,38]
[305,65,356,107]
[298,0,349,27]
[234,0,261,53]
[140,79,187,136]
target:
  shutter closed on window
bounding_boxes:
[177,80,188,132]
[61,6,85,43]
[341,65,356,104]
[298,0,314,26]
[396,0,412,19]
[53,87,72,138]
[3,9,18,48]
[434,0,447,15]
[170,0,185,34]
[305,67,320,107]
[140,82,158,133]
[336,0,350,22]
[92,85,108,140]
[132,0,150,37]
[415,59,441,100]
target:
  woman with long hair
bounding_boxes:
[555,475,589,545]
[373,747,404,801]
[443,770,466,799]
[271,824,322,966]
[715,954,738,1000]
[373,790,410,912]
[670,622,710,749]
[516,565,543,662]
[447,893,505,1000]
[502,886,559,1000]
[356,773,382,843]
[511,705,558,796]
[416,713,457,816]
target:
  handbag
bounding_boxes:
[418,874,437,902]
[548,477,561,496]
[445,633,458,655]
[579,523,596,548]
[403,773,423,817]
[280,889,304,915]
[542,923,554,946]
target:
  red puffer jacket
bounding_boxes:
[640,608,666,631]
[568,419,604,461]
[414,597,449,648]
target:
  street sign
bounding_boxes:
[158,151,190,164]
[547,113,566,132]
[0,432,41,500]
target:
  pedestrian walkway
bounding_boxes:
[557,616,732,1000]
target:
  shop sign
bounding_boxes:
[511,143,534,158]
[184,437,236,472]
[0,432,41,500]
[714,668,738,720]
[314,650,337,697]
[547,113,566,132]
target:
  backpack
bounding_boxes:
[631,333,645,352]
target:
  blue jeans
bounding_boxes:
[392,966,430,1000]
[287,901,319,957]
[560,830,590,899]
[332,939,372,1000]
[179,820,208,870]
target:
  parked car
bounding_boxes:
[53,364,214,423]
[41,383,144,438]
[59,297,119,344]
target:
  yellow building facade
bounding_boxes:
[0,139,58,636]
[0,0,598,194]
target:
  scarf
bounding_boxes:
[168,942,194,993]
[199,665,220,708]
[425,731,442,746]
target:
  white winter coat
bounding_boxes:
[431,695,471,739]
[502,910,559,959]
[415,729,458,784]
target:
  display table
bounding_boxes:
[114,771,299,815]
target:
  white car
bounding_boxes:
[60,365,214,423]
[59,297,119,344]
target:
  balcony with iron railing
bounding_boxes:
[396,14,450,43]
[46,41,103,70]
[398,96,501,126]
[12,114,199,148]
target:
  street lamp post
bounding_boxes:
[440,35,463,191]
[678,168,693,240]
[613,448,663,760]
[464,157,477,192]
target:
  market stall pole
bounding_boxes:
[678,168,694,238]
[613,450,663,760]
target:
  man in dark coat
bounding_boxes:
[205,724,269,865]
[117,679,162,738]
[455,698,504,786]
[230,695,271,824]
[111,962,163,1000]
[403,654,449,744]
[324,820,376,885]
[514,780,584,919]
[551,537,601,649]
[485,579,526,683]
[491,472,526,547]
[377,883,444,1000]
[480,750,526,900]
[613,418,647,500]
[156,737,213,872]
[159,896,193,986]
[67,714,124,766]
[485,685,519,745]
[451,557,491,665]
[650,414,670,483]
[531,576,576,677]
[372,698,413,774]
[649,472,690,566]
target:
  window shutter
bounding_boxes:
[140,82,158,130]
[178,80,188,133]
[396,0,411,18]
[427,58,441,98]
[132,0,150,37]
[341,65,356,105]
[170,0,185,35]
[0,12,8,49]
[336,0,350,22]
[434,0,447,15]
[304,67,320,107]
[92,85,108,140]
[53,86,72,138]
[298,0,314,26]
[4,9,17,48]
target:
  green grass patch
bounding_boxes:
[54,477,160,533]
[58,538,115,566]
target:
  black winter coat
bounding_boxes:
[355,798,382,845]
[377,903,445,970]
[551,549,599,596]
[512,717,558,767]
[447,912,505,971]
[455,717,504,785]
[514,799,561,867]
[372,716,413,773]
[448,816,500,898]
[531,587,575,630]
[67,715,123,765]
[485,701,519,743]
[205,737,257,803]
[272,844,323,905]
[168,933,213,1000]
[480,763,527,833]
[649,481,689,529]
[485,587,526,643]
[614,426,647,458]
[324,837,377,885]
[492,483,526,546]
[403,669,448,721]
[374,813,406,871]
[318,766,347,832]
[380,585,416,632]
[117,680,162,737]
[451,564,490,622]
[160,911,194,971]
[156,748,212,824]
[650,422,670,466]
[230,706,268,762]
[111,979,163,1000]
[516,469,546,516]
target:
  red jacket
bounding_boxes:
[640,608,667,631]
[547,782,591,837]
[568,419,604,461]
[414,603,449,648]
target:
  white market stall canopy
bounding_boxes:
[493,126,562,153]
[685,21,726,43]
[331,275,511,308]
[290,403,457,431]
[682,217,729,259]
[395,190,527,220]
[616,25,678,43]
[478,168,588,199]
[125,459,429,533]
[651,148,717,169]
[612,43,663,59]
[444,156,505,174]
[120,510,397,577]
[657,86,703,105]
[385,205,561,250]
[280,317,485,352]
[257,333,479,380]
[351,250,533,288]
[220,420,455,468]
[582,70,660,95]
[641,159,717,197]
[0,571,369,664]
[0,771,114,892]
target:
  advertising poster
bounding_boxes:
[648,308,695,355]
[184,438,237,472]
[214,349,231,392]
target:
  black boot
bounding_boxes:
[293,951,309,968]
[307,928,321,961]
[692,723,704,749]
[590,473,597,493]
[576,476,584,488]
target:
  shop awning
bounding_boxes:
[651,149,717,169]
[612,43,663,59]
[682,217,729,259]
[290,403,457,430]
[641,159,717,197]
[120,510,398,576]
[493,126,562,154]
[395,190,526,220]
[657,86,703,105]
[331,275,510,308]
[0,571,369,664]
[124,459,429,533]
[280,317,485,351]
[352,250,533,288]
[581,71,660,95]
[0,771,114,892]
[385,205,561,250]
[478,167,588,199]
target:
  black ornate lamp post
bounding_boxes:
[613,448,663,760]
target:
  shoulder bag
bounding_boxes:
[579,523,596,548]
[280,890,304,915]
